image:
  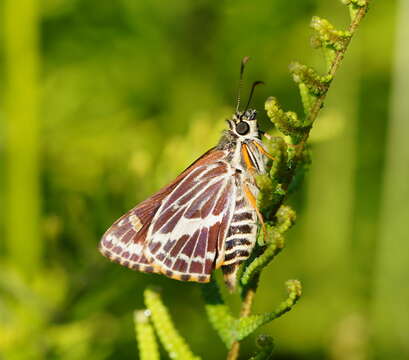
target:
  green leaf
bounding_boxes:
[275,205,297,235]
[234,280,302,342]
[262,135,290,183]
[310,16,352,52]
[289,62,332,97]
[201,279,236,348]
[342,0,368,20]
[144,288,201,360]
[134,310,160,360]
[264,97,309,144]
[240,232,284,286]
[298,83,315,116]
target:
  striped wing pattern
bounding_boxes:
[98,181,177,274]
[145,161,235,282]
[99,140,267,289]
[99,149,235,283]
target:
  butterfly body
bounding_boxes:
[99,109,270,290]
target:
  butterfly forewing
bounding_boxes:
[98,184,175,273]
[99,148,235,282]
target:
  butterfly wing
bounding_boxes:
[99,148,234,281]
[98,177,177,273]
[145,159,236,282]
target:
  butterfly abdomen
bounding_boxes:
[222,192,258,290]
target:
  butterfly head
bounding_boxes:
[227,109,260,139]
[223,57,264,141]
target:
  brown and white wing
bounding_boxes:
[98,185,171,274]
[144,160,236,283]
[99,149,233,280]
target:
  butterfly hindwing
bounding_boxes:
[145,160,236,282]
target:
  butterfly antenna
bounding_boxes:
[235,56,250,112]
[244,80,264,111]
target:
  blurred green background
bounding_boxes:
[1,0,408,359]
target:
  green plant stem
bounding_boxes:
[226,278,258,360]
[294,2,369,160]
[227,3,370,359]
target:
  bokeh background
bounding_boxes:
[1,0,408,359]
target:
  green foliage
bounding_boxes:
[202,1,371,358]
[264,97,308,143]
[134,310,160,360]
[343,0,369,22]
[310,16,351,52]
[144,288,200,360]
[201,280,236,348]
[248,335,274,360]
[289,62,332,97]
[232,280,302,341]
[201,279,301,349]
[241,206,295,286]
[3,0,403,359]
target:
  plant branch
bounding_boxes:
[299,1,369,154]
[228,2,370,359]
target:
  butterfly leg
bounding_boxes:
[242,182,266,239]
[252,140,276,161]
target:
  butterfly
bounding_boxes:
[99,59,273,290]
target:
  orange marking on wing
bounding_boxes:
[241,144,256,174]
[243,183,266,240]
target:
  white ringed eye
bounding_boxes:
[236,121,250,135]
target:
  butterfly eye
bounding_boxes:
[236,121,250,135]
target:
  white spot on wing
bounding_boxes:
[129,215,143,232]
